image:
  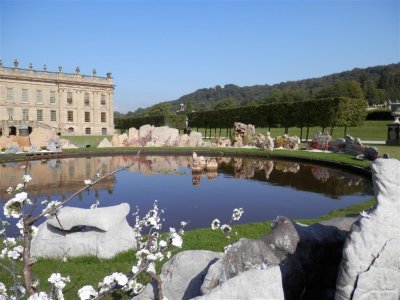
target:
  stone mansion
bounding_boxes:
[0,59,114,136]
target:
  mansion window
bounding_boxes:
[84,93,90,106]
[50,91,56,104]
[21,89,28,103]
[101,94,106,106]
[37,110,43,122]
[101,127,107,135]
[23,109,29,121]
[67,111,73,122]
[67,92,73,105]
[36,90,43,104]
[50,110,57,122]
[7,108,13,120]
[6,88,13,103]
[85,127,91,134]
[85,112,90,122]
[101,112,106,123]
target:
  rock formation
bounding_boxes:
[233,122,255,147]
[335,158,400,299]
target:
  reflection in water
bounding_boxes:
[1,155,373,234]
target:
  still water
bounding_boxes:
[0,155,373,232]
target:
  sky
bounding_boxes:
[0,0,399,113]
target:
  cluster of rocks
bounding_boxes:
[0,127,78,153]
[310,132,379,160]
[98,125,207,148]
[133,158,399,300]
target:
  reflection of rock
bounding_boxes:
[31,203,136,259]
[192,175,201,185]
[264,160,274,179]
[275,161,300,174]
[201,216,356,300]
[311,166,330,182]
[206,171,218,180]
[205,158,218,171]
[134,250,223,300]
[336,159,400,299]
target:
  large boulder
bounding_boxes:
[31,203,136,259]
[60,139,78,149]
[201,216,357,300]
[128,127,140,146]
[311,131,332,150]
[335,158,400,299]
[195,267,284,300]
[138,125,154,145]
[29,127,59,148]
[146,126,180,147]
[188,132,204,147]
[133,250,222,300]
[97,138,112,148]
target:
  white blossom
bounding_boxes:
[166,251,171,259]
[146,262,156,274]
[180,221,187,227]
[131,265,140,274]
[7,245,23,260]
[211,219,220,230]
[48,273,70,297]
[78,285,98,300]
[125,280,144,294]
[0,282,7,296]
[220,224,232,234]
[6,187,13,194]
[360,210,371,219]
[99,273,128,293]
[232,208,244,221]
[159,240,167,248]
[23,175,32,183]
[16,183,24,191]
[170,232,183,248]
[84,179,92,186]
[28,292,49,300]
[43,201,61,217]
[4,192,30,218]
[90,200,100,209]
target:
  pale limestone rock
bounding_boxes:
[188,131,204,147]
[60,139,78,149]
[118,133,128,146]
[195,267,284,300]
[0,136,11,149]
[177,134,189,147]
[138,124,154,145]
[29,127,59,148]
[111,133,120,146]
[133,250,222,300]
[128,127,139,146]
[47,203,130,232]
[335,158,400,300]
[31,203,136,259]
[97,138,112,148]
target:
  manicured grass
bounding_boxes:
[194,120,389,141]
[0,198,376,299]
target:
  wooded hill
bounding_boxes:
[123,62,399,117]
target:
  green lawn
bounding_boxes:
[61,135,112,148]
[193,120,389,141]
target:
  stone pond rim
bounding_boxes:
[0,147,373,179]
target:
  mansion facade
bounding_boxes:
[0,59,115,136]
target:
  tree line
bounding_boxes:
[120,62,399,117]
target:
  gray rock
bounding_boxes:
[335,158,400,300]
[133,250,222,300]
[194,267,284,300]
[202,216,356,300]
[31,204,136,259]
[47,203,130,232]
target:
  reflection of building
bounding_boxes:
[0,157,116,200]
[0,60,114,136]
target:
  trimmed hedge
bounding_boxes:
[366,109,391,120]
[115,97,367,131]
[187,97,367,129]
[115,114,186,131]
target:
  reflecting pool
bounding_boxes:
[0,155,373,233]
